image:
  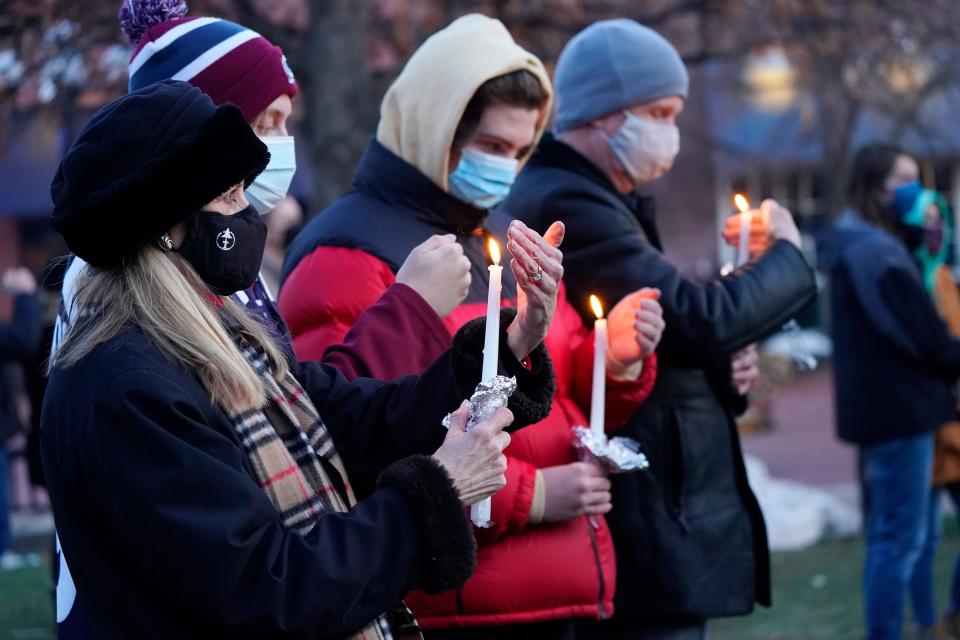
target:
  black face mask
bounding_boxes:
[178,204,267,295]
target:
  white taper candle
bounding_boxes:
[473,239,503,527]
[589,295,607,436]
[481,262,502,383]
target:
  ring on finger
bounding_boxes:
[530,264,544,282]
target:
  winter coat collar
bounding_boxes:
[353,138,489,234]
[530,133,663,250]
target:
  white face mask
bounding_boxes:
[603,111,679,186]
[246,136,297,214]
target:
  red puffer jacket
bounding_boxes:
[278,141,657,628]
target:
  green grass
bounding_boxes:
[0,558,54,640]
[713,520,960,640]
[1,522,958,640]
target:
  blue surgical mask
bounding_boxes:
[888,180,923,223]
[246,136,297,214]
[448,147,519,209]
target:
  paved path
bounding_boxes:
[742,363,857,488]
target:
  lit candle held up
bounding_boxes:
[734,193,752,267]
[589,295,607,437]
[472,237,502,528]
[481,238,503,383]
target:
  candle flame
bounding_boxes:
[733,193,750,213]
[488,238,501,265]
[589,294,604,319]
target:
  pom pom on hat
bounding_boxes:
[119,0,189,44]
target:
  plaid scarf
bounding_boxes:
[228,326,392,640]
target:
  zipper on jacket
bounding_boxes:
[586,517,608,619]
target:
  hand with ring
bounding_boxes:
[505,219,565,361]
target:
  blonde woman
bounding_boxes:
[43,80,557,640]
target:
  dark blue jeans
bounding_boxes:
[909,488,941,628]
[0,446,10,557]
[945,483,960,616]
[861,433,935,640]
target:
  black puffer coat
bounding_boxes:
[503,134,817,620]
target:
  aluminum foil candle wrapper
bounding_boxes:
[441,375,517,529]
[441,376,517,430]
[605,436,650,472]
[572,426,650,473]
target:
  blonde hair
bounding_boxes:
[51,246,289,414]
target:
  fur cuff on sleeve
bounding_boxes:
[377,455,476,594]
[450,308,556,429]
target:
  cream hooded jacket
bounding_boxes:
[376,13,553,192]
[280,14,655,628]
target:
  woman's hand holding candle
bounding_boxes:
[505,219,565,361]
[606,288,665,380]
[433,401,513,505]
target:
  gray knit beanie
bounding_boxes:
[554,19,688,132]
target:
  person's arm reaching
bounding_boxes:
[552,192,816,366]
[321,283,451,380]
[281,237,472,380]
[295,308,555,491]
[279,246,399,366]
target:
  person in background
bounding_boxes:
[0,266,41,570]
[503,19,817,640]
[849,149,960,640]
[44,80,558,639]
[819,142,960,640]
[22,257,67,497]
[280,14,664,639]
[913,200,960,640]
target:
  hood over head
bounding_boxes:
[376,13,553,192]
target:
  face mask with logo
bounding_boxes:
[448,147,519,209]
[602,111,680,186]
[178,204,268,296]
[246,136,297,214]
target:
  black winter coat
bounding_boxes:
[502,135,817,620]
[41,320,550,639]
[819,213,960,445]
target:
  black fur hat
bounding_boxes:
[50,80,270,269]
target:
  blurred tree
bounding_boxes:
[745,0,960,212]
[1,0,959,215]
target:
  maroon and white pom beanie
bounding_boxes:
[120,0,298,122]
